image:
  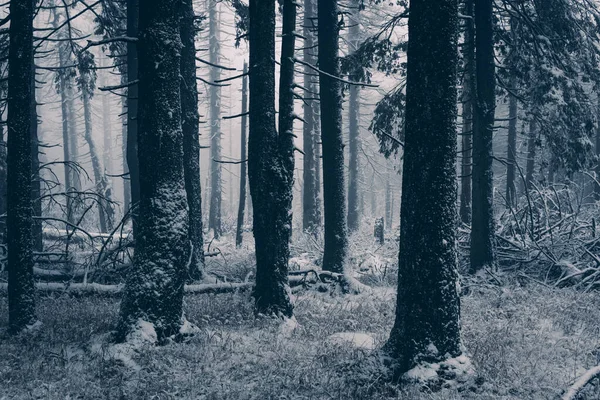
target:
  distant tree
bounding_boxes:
[116,0,190,340]
[346,0,361,233]
[319,0,348,274]
[384,0,465,377]
[248,0,294,316]
[236,63,248,248]
[208,0,223,239]
[302,0,321,233]
[181,0,205,280]
[470,0,496,273]
[7,0,37,332]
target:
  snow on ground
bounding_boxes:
[327,332,377,350]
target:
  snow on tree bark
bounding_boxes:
[470,0,497,273]
[459,0,474,225]
[302,0,321,233]
[346,0,361,233]
[126,0,140,236]
[208,0,223,239]
[248,0,294,317]
[236,63,248,248]
[318,0,348,274]
[384,0,464,377]
[116,0,190,341]
[181,0,205,281]
[7,0,37,332]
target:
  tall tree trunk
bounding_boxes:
[459,0,474,225]
[346,0,361,233]
[384,0,464,377]
[525,117,536,189]
[127,0,140,236]
[100,54,113,183]
[181,0,205,281]
[121,77,131,213]
[470,0,496,273]
[385,173,391,229]
[248,0,294,317]
[302,0,320,233]
[505,78,518,208]
[66,78,80,193]
[117,0,190,341]
[318,0,348,273]
[236,63,248,248]
[7,0,37,332]
[81,73,112,233]
[208,0,222,239]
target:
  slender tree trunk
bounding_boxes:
[66,78,80,193]
[470,0,496,273]
[181,0,205,281]
[127,0,140,236]
[81,74,112,233]
[346,0,361,233]
[248,0,294,317]
[121,77,131,213]
[236,63,248,248]
[117,0,190,341]
[385,173,391,229]
[208,0,222,239]
[318,0,348,273]
[459,0,474,225]
[100,54,112,181]
[595,96,600,199]
[7,0,37,332]
[302,0,320,233]
[384,0,464,377]
[505,78,518,208]
[525,117,536,189]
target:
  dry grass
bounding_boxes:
[1,280,600,399]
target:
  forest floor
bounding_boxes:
[2,232,600,399]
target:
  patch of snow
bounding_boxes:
[327,332,376,351]
[179,318,201,336]
[404,353,475,388]
[278,316,299,338]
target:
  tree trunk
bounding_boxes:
[384,0,464,377]
[248,0,294,317]
[121,76,131,213]
[505,77,518,208]
[116,0,190,341]
[525,117,536,190]
[208,0,223,239]
[31,69,42,252]
[127,0,140,236]
[346,0,361,233]
[318,0,348,274]
[470,0,496,273]
[181,0,205,281]
[302,0,320,233]
[7,0,37,332]
[99,54,113,186]
[81,72,113,233]
[236,63,248,248]
[459,0,474,225]
[596,96,600,199]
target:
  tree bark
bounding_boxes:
[208,0,223,239]
[116,0,190,341]
[236,63,248,248]
[384,0,463,376]
[525,117,537,190]
[126,0,140,236]
[181,0,205,281]
[459,0,474,225]
[7,0,37,332]
[318,0,348,273]
[121,76,131,213]
[248,0,294,317]
[302,0,321,233]
[346,0,361,233]
[506,79,518,208]
[470,0,496,273]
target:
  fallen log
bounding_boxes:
[562,365,600,400]
[0,282,253,296]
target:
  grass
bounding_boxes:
[1,280,600,399]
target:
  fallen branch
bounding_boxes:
[562,365,600,400]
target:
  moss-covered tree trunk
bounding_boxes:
[7,0,37,333]
[248,0,294,317]
[318,0,348,273]
[470,0,496,273]
[385,0,464,377]
[116,0,190,341]
[181,0,205,280]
